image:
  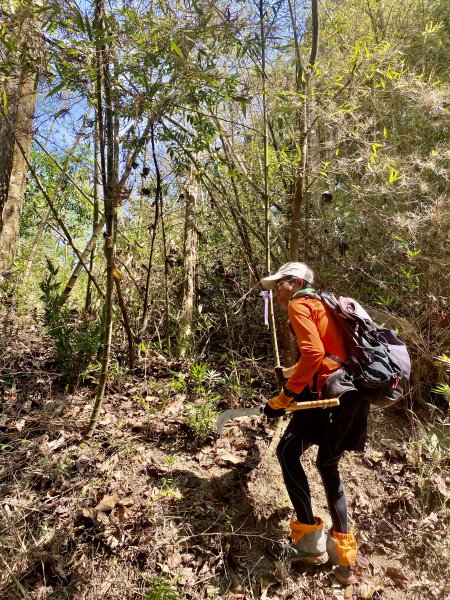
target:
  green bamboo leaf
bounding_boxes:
[84,14,93,41]
[170,40,184,58]
[191,0,204,15]
[3,89,9,116]
[232,95,250,103]
[95,36,116,46]
[46,81,66,98]
[72,7,86,33]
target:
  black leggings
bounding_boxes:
[276,429,348,533]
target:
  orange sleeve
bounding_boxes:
[285,300,325,394]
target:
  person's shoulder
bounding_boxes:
[289,295,322,314]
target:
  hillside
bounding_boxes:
[1,318,448,600]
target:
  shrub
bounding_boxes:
[39,259,103,378]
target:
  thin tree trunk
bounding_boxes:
[159,178,171,351]
[138,125,161,341]
[260,0,280,369]
[22,115,90,285]
[113,269,134,369]
[22,206,51,283]
[60,216,106,303]
[85,118,101,310]
[289,0,319,261]
[177,181,198,358]
[83,0,117,441]
[15,137,104,298]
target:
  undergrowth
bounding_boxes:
[39,259,103,378]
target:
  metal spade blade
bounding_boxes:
[217,398,340,435]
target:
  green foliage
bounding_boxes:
[39,259,103,378]
[408,412,450,507]
[189,362,223,393]
[178,362,222,438]
[184,394,220,439]
[145,575,183,600]
[433,355,450,405]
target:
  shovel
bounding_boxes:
[217,397,340,435]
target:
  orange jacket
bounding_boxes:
[286,296,349,395]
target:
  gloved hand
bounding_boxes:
[263,389,294,419]
[263,403,286,418]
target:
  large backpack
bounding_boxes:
[293,290,411,407]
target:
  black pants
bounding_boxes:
[276,428,348,533]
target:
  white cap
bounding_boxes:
[260,262,314,290]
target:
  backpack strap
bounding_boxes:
[325,352,347,367]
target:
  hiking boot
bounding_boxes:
[326,530,357,585]
[266,517,328,564]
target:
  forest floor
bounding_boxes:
[1,316,449,600]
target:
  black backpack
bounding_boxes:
[292,290,411,407]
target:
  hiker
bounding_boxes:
[261,262,370,585]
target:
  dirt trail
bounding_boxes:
[0,339,448,599]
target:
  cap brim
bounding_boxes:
[260,274,282,290]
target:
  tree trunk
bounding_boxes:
[0,74,19,222]
[177,182,198,358]
[0,72,37,272]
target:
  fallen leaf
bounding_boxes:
[260,578,276,599]
[80,508,96,520]
[95,493,119,512]
[344,585,353,599]
[356,554,371,570]
[117,497,134,507]
[47,434,66,451]
[385,566,408,589]
[359,583,374,599]
[96,510,110,525]
[162,423,179,435]
[216,437,232,451]
[76,455,90,470]
[14,418,26,431]
[216,448,241,464]
[434,475,448,496]
[103,532,120,549]
[99,454,119,473]
[167,550,182,569]
[358,581,384,599]
[54,505,69,517]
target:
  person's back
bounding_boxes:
[287,295,350,394]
